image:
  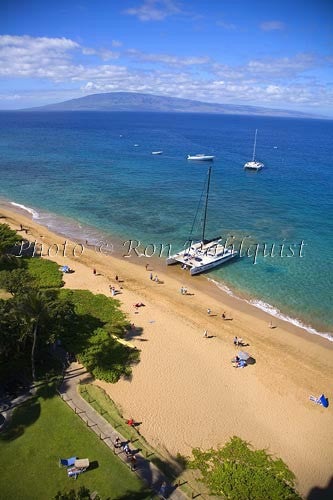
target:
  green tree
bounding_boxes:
[0,268,35,295]
[0,299,22,364]
[0,223,21,265]
[13,290,75,381]
[189,436,301,500]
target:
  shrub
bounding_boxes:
[25,258,64,288]
[189,436,301,500]
[59,289,139,383]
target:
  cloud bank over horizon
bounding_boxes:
[0,0,332,114]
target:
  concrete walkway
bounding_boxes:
[59,362,188,500]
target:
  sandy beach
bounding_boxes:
[1,205,332,497]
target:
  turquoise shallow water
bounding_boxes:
[0,111,332,336]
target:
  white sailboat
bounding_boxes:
[166,166,237,275]
[244,129,264,170]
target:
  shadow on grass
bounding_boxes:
[0,397,40,441]
[113,490,155,500]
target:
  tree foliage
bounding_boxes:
[0,223,21,255]
[59,290,139,382]
[189,436,301,500]
[0,223,21,265]
[0,268,35,295]
[54,486,102,500]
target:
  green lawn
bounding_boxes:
[0,389,152,500]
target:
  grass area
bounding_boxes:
[59,289,127,330]
[24,258,64,289]
[0,387,152,500]
[79,384,186,481]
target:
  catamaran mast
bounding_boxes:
[252,129,258,162]
[202,166,212,243]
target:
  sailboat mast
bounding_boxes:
[252,129,258,162]
[202,166,212,242]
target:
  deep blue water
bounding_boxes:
[0,111,332,335]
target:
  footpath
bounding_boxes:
[59,362,188,500]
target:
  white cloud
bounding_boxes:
[0,35,332,113]
[260,21,286,31]
[111,40,123,47]
[126,48,210,66]
[216,20,237,30]
[123,0,181,21]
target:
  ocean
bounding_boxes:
[0,111,332,339]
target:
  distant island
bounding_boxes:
[22,91,321,119]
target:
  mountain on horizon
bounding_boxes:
[22,92,321,119]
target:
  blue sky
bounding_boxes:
[0,0,332,114]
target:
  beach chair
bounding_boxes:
[59,456,76,467]
[309,394,328,408]
[67,459,90,479]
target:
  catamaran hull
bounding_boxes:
[189,253,236,275]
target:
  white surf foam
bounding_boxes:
[10,202,40,219]
[208,278,333,342]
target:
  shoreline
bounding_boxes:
[1,198,332,342]
[1,203,333,496]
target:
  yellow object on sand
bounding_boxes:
[111,334,135,349]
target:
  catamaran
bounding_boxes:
[166,166,237,275]
[244,129,264,170]
[187,154,214,161]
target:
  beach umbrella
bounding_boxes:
[238,351,251,361]
[61,265,69,272]
[319,394,329,408]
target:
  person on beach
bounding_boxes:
[149,272,153,280]
[269,321,274,329]
[233,336,238,346]
[145,263,149,270]
[238,337,243,346]
[154,274,159,282]
[115,275,119,281]
[222,312,226,320]
[207,308,211,315]
[203,330,208,338]
[114,437,121,449]
[123,443,131,456]
[127,418,134,427]
[93,268,96,275]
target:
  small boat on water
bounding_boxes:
[187,154,214,161]
[244,129,264,170]
[167,165,237,275]
[152,151,163,155]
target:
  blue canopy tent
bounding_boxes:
[59,456,76,467]
[319,394,329,408]
[60,265,70,273]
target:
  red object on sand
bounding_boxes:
[127,419,134,426]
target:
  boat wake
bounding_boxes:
[208,278,333,342]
